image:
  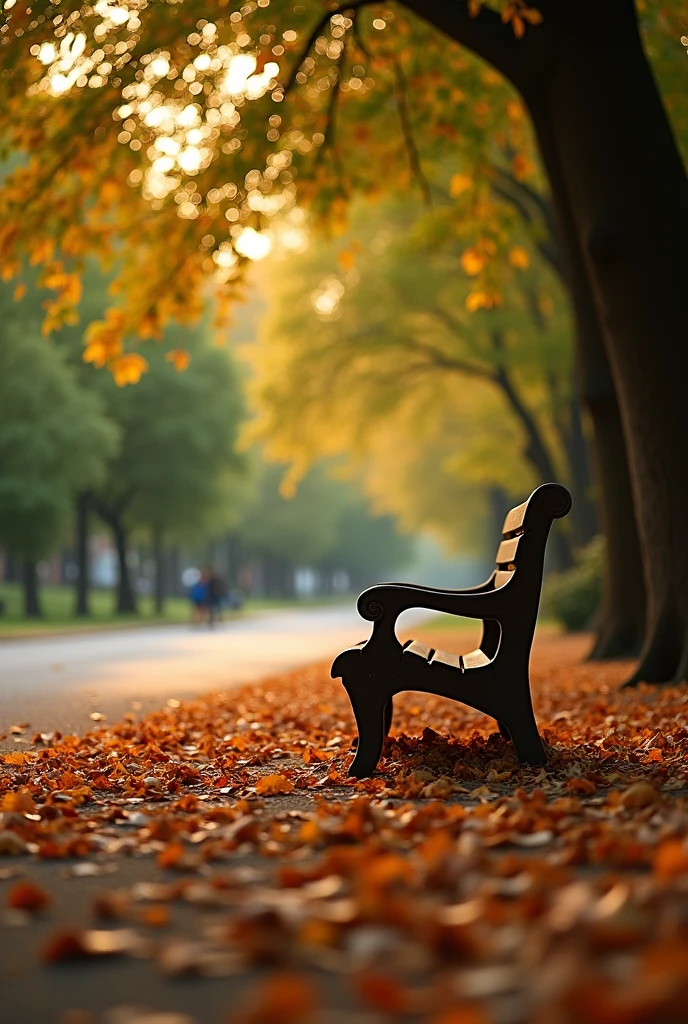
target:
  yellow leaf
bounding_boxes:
[83,309,126,368]
[255,773,295,796]
[13,283,26,301]
[29,238,54,266]
[508,246,530,270]
[165,348,191,372]
[466,290,502,312]
[110,353,149,387]
[338,248,356,271]
[449,173,472,198]
[460,248,487,277]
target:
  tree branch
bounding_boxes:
[282,0,376,97]
[392,57,432,209]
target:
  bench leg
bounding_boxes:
[497,720,511,741]
[501,699,547,765]
[383,697,394,739]
[345,684,388,779]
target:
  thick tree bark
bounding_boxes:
[152,525,165,616]
[74,492,90,618]
[522,2,688,682]
[22,560,42,619]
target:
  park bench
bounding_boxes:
[331,482,572,778]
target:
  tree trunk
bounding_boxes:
[112,520,137,615]
[527,122,647,658]
[403,0,652,664]
[152,525,165,616]
[74,492,90,617]
[495,363,573,570]
[494,168,643,653]
[22,560,42,618]
[564,393,597,547]
[523,2,688,682]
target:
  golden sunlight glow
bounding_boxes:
[311,277,345,319]
[234,227,272,261]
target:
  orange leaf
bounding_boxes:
[165,348,191,372]
[239,971,318,1023]
[354,972,409,1014]
[255,774,295,796]
[654,838,688,881]
[110,353,149,386]
[7,880,51,913]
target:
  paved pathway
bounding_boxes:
[0,605,430,740]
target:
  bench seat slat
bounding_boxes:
[429,648,462,670]
[462,649,491,670]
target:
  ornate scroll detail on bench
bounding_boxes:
[332,482,572,778]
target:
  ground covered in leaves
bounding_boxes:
[3,631,688,1023]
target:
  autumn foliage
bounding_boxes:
[3,631,688,1018]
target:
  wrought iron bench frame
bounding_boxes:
[332,483,572,778]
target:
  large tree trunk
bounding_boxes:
[492,168,644,653]
[22,560,42,619]
[74,492,90,618]
[152,525,165,616]
[403,0,662,670]
[524,1,688,682]
[526,101,647,660]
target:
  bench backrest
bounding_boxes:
[495,483,572,573]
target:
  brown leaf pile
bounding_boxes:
[3,632,688,1022]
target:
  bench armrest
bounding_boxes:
[357,580,507,627]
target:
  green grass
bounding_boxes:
[0,582,191,635]
[0,583,350,637]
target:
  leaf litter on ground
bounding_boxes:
[2,632,688,1021]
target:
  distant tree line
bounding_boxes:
[0,276,412,618]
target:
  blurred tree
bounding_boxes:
[0,284,118,616]
[90,329,246,614]
[317,496,413,593]
[237,463,345,597]
[246,200,579,567]
[236,461,411,597]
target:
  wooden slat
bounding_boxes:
[462,649,491,670]
[404,640,433,661]
[495,536,520,566]
[493,570,515,589]
[502,499,529,537]
[429,648,462,670]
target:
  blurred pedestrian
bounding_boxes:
[188,567,210,624]
[207,569,227,624]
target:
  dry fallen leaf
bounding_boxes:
[255,774,295,796]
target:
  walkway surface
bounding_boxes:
[0,605,431,741]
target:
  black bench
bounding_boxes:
[332,483,572,778]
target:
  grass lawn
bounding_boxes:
[0,582,350,637]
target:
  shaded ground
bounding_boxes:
[2,629,688,1024]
